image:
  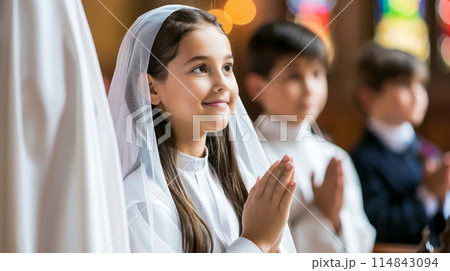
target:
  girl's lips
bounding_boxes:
[202,101,229,108]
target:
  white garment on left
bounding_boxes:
[0,0,129,252]
[258,117,376,253]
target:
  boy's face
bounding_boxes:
[254,55,328,122]
[367,73,429,126]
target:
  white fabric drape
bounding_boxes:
[0,0,129,252]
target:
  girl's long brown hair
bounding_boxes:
[149,8,248,253]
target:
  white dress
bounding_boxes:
[0,0,129,252]
[126,147,296,252]
[258,118,376,252]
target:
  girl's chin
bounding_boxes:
[197,109,232,120]
[191,114,231,134]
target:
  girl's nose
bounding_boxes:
[213,73,230,93]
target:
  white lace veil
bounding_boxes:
[108,4,295,252]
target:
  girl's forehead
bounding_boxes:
[175,25,232,59]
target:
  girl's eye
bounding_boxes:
[193,65,208,74]
[223,63,234,73]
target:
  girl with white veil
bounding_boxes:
[108,5,297,252]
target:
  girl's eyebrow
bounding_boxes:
[184,55,208,65]
[184,54,234,65]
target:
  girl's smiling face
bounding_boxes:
[149,25,238,141]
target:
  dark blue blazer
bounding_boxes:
[351,129,446,246]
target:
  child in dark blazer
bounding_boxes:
[351,43,450,246]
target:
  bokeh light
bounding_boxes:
[375,0,429,61]
[208,9,233,34]
[208,0,257,34]
[375,16,429,60]
[387,0,420,17]
[287,0,337,15]
[288,0,336,64]
[439,35,450,69]
[287,0,302,15]
[224,0,257,25]
[295,12,326,34]
[438,0,450,26]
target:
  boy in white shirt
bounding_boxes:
[245,21,376,252]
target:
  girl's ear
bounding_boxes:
[245,72,266,102]
[147,73,161,106]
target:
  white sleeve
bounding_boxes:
[127,202,183,253]
[226,237,262,253]
[290,202,347,252]
[291,152,376,253]
[226,226,296,253]
[127,204,154,252]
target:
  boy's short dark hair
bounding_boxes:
[357,43,427,91]
[247,21,328,78]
